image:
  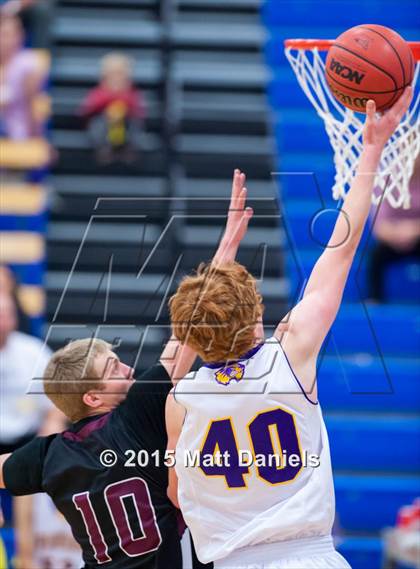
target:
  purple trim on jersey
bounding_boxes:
[63,413,111,442]
[203,342,265,369]
[276,338,318,405]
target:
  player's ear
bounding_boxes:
[82,391,104,409]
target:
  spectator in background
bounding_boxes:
[0,290,62,529]
[14,492,83,569]
[0,15,47,140]
[79,52,146,164]
[0,292,53,454]
[0,265,32,335]
[367,153,420,302]
[0,284,77,568]
[14,413,83,569]
[0,0,53,49]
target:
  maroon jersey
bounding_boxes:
[4,364,188,569]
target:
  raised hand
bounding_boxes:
[211,169,254,266]
[363,86,413,149]
[223,169,254,247]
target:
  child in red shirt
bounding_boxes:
[79,53,146,163]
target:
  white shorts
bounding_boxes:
[214,535,351,569]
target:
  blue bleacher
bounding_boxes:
[262,1,420,566]
[286,251,420,303]
[0,212,47,233]
[6,262,46,287]
[326,415,420,472]
[275,111,331,153]
[318,357,420,413]
[335,475,419,531]
[337,537,383,569]
[261,0,420,33]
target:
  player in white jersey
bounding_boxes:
[165,88,413,569]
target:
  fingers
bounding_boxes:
[366,99,376,120]
[364,99,376,144]
[237,206,254,236]
[237,186,248,211]
[391,85,413,121]
[242,206,253,224]
[231,169,247,210]
[231,169,245,204]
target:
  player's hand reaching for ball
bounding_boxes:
[363,86,413,150]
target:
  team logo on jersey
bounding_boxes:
[215,363,245,385]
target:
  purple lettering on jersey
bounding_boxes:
[249,408,302,484]
[200,419,249,488]
[105,478,162,557]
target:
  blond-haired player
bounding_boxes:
[0,170,253,569]
[166,89,413,569]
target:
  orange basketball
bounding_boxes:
[325,24,414,113]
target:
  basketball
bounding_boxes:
[325,24,414,112]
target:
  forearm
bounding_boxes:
[160,336,196,384]
[329,146,382,254]
[212,234,240,267]
[14,496,35,565]
[304,146,383,299]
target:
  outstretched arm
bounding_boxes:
[164,170,254,503]
[161,169,253,382]
[276,88,413,397]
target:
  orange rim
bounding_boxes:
[284,39,420,60]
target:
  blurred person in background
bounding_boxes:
[0,14,48,140]
[0,284,79,568]
[79,52,146,164]
[14,416,83,569]
[0,530,7,569]
[0,0,54,49]
[367,153,420,302]
[0,265,32,335]
[14,492,83,568]
[0,291,55,455]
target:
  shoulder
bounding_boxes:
[182,370,196,381]
[115,363,172,428]
[137,362,172,385]
[12,331,44,348]
[13,49,39,72]
[3,435,56,495]
[11,331,52,359]
[87,85,107,97]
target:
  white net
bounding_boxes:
[285,42,420,208]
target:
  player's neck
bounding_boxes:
[84,405,113,419]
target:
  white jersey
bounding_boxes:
[0,331,52,443]
[32,493,83,569]
[174,337,335,564]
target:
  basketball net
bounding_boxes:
[284,40,420,208]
